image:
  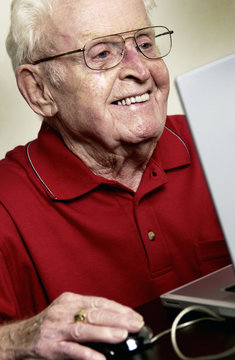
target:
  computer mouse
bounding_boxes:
[86,326,154,359]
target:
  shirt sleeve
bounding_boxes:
[0,203,21,322]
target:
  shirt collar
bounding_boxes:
[155,124,191,170]
[26,119,191,200]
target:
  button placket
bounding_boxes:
[134,201,172,275]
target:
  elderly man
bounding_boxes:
[0,0,230,358]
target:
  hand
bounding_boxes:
[1,292,144,360]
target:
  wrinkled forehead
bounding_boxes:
[51,0,150,48]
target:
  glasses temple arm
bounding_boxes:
[155,30,174,39]
[33,48,84,65]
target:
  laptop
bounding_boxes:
[161,53,235,317]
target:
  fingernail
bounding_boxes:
[112,329,128,341]
[90,349,106,360]
[133,313,144,321]
[91,353,105,360]
[128,317,145,330]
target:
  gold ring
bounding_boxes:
[74,309,86,322]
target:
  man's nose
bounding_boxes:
[118,39,151,81]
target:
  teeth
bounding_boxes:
[117,92,149,106]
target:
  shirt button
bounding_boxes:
[148,231,156,241]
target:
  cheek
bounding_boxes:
[69,72,115,119]
[61,73,114,124]
[151,60,170,92]
[85,72,115,102]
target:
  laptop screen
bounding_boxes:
[176,53,235,266]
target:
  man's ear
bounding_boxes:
[15,65,58,118]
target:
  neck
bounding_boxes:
[61,132,157,192]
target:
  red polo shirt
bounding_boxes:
[0,115,230,322]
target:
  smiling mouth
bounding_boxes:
[113,92,150,106]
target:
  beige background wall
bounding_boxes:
[1,0,235,159]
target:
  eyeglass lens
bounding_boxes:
[84,26,172,70]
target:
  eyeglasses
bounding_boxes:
[32,26,173,70]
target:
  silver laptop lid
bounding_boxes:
[176,53,235,266]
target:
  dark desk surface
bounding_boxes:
[132,298,235,360]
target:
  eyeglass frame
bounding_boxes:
[32,25,174,70]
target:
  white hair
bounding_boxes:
[6,0,157,84]
[143,0,157,12]
[6,0,55,71]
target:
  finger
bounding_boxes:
[65,322,128,344]
[85,308,144,333]
[55,292,141,317]
[38,339,105,360]
[54,293,144,328]
[46,302,143,332]
[77,296,138,315]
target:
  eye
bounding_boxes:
[136,34,154,52]
[87,42,112,62]
[139,41,152,51]
[96,50,109,59]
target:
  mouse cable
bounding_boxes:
[150,305,235,360]
[171,305,235,360]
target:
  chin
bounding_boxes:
[131,120,165,143]
[121,131,160,148]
